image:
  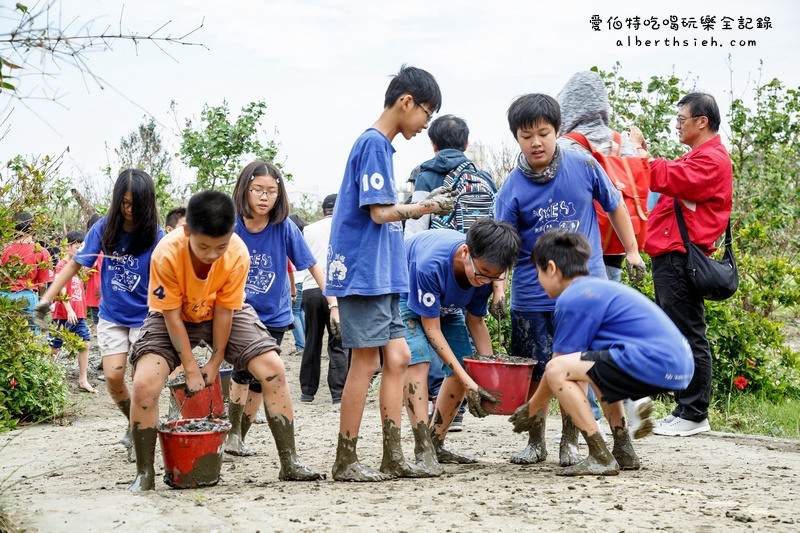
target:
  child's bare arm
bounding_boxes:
[163,307,203,393]
[369,186,457,224]
[421,315,480,392]
[206,306,233,385]
[34,259,81,320]
[607,204,646,282]
[465,312,493,356]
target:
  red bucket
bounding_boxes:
[463,358,534,415]
[170,373,225,419]
[158,418,231,488]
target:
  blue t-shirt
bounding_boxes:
[402,229,493,318]
[326,128,407,297]
[494,150,620,311]
[552,277,693,390]
[74,216,164,328]
[235,217,316,327]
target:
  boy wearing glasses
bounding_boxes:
[401,219,520,473]
[326,65,458,482]
[493,93,645,468]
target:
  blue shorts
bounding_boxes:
[399,298,473,377]
[49,318,91,349]
[511,309,554,382]
[338,294,405,349]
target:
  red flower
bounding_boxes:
[747,359,755,368]
[9,378,17,390]
[734,376,748,390]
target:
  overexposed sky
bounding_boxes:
[2,0,799,204]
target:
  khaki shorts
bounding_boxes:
[97,319,141,357]
[129,304,280,372]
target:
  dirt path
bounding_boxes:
[2,339,799,532]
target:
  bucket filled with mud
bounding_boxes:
[167,372,226,419]
[158,418,232,489]
[463,355,534,415]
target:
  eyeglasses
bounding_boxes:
[413,99,433,124]
[248,188,279,199]
[676,114,703,125]
[121,199,133,210]
[469,255,506,282]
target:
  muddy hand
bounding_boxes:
[185,369,205,397]
[33,299,51,326]
[329,314,342,340]
[424,186,458,216]
[508,403,536,433]
[488,296,507,321]
[625,259,647,285]
[466,387,499,418]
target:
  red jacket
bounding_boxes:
[644,135,732,257]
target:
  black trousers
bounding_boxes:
[652,252,712,421]
[299,288,349,400]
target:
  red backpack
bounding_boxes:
[564,131,651,254]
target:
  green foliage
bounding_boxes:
[178,100,290,194]
[113,117,180,217]
[291,194,323,225]
[0,297,70,432]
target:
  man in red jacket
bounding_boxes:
[628,93,732,437]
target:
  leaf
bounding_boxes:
[16,3,28,13]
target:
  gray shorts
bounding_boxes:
[338,294,405,349]
[129,304,281,372]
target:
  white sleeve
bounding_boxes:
[404,190,432,237]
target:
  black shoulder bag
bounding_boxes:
[673,198,738,301]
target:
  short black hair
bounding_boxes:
[165,207,187,229]
[678,92,721,132]
[65,230,85,244]
[466,218,520,271]
[428,114,469,151]
[532,229,591,279]
[507,93,561,137]
[186,190,236,238]
[13,212,33,234]
[86,212,100,232]
[232,160,290,224]
[384,64,442,113]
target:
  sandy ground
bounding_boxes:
[2,337,800,533]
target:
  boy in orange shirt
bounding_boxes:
[127,190,323,491]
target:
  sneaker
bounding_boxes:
[253,410,267,424]
[300,394,314,403]
[626,397,654,439]
[653,414,677,428]
[448,414,463,432]
[652,417,710,437]
[96,371,105,382]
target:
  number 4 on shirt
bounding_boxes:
[152,285,166,300]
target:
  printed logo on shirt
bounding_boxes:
[109,255,142,293]
[327,246,347,288]
[388,221,403,233]
[440,304,461,316]
[533,200,580,234]
[245,253,276,294]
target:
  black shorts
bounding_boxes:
[581,350,672,404]
[232,328,286,393]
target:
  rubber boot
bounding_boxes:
[224,402,255,456]
[117,398,135,463]
[510,413,547,464]
[128,423,157,491]
[332,433,392,482]
[266,412,324,481]
[380,418,434,478]
[558,431,619,477]
[612,424,641,470]
[412,421,443,476]
[559,413,582,466]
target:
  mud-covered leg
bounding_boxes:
[116,398,135,464]
[128,353,169,491]
[266,412,325,481]
[412,421,443,476]
[558,431,619,476]
[559,413,581,466]
[431,409,477,464]
[332,433,393,482]
[510,407,548,464]
[380,418,434,478]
